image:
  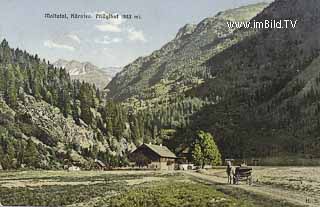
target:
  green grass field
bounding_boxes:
[105,182,254,207]
[0,170,307,207]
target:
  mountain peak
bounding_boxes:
[215,2,270,21]
[53,59,121,89]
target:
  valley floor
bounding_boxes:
[187,167,320,207]
[0,167,318,206]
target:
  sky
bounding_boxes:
[0,0,270,68]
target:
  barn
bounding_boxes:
[129,143,177,170]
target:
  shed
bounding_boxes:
[94,159,106,170]
[177,146,193,164]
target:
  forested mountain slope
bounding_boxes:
[106,0,320,161]
[106,3,269,102]
[181,0,320,159]
[0,40,162,169]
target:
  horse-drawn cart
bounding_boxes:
[233,166,253,185]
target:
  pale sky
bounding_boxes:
[0,0,270,68]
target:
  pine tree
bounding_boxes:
[5,64,17,107]
[58,89,71,117]
[0,66,5,95]
[0,39,12,64]
[45,91,53,104]
[106,118,113,136]
[2,140,16,169]
[72,99,81,125]
[0,145,4,167]
[17,140,26,167]
[79,83,94,125]
[24,139,40,168]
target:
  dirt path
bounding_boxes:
[184,171,318,207]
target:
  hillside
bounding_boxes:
[106,3,269,101]
[0,40,158,170]
[105,0,320,161]
[54,59,121,89]
[180,0,320,159]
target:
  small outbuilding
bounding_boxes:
[94,159,107,170]
[178,146,193,163]
[129,143,177,170]
[176,146,195,170]
[0,163,3,170]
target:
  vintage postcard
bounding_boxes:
[0,0,319,206]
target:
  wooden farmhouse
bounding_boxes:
[129,143,177,170]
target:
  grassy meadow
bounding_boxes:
[0,169,312,207]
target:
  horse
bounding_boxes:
[226,161,233,184]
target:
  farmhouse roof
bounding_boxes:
[95,159,106,167]
[181,146,191,154]
[144,143,177,158]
